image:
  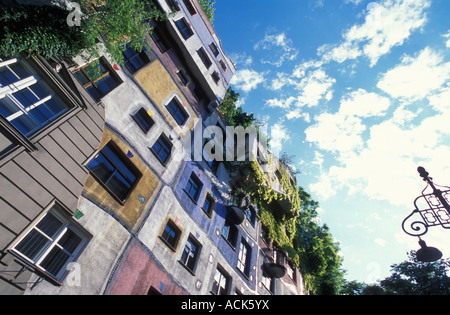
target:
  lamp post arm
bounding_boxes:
[418,167,450,215]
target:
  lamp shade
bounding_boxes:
[416,240,443,262]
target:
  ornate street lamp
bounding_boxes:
[402,167,450,262]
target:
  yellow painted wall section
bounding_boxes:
[135,60,197,132]
[82,128,161,232]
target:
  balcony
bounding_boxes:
[226,190,251,225]
[263,248,288,279]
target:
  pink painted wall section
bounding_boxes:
[106,241,188,295]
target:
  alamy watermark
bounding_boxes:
[179,118,270,164]
[66,1,82,27]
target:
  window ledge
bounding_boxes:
[158,236,177,252]
[177,260,196,276]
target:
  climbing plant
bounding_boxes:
[237,158,344,294]
[237,159,301,265]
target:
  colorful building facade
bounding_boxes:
[0,0,305,295]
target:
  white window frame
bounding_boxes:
[0,58,70,137]
[10,202,90,283]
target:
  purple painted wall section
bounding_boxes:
[175,161,257,290]
[106,240,188,295]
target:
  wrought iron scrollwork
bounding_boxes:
[402,167,450,237]
[402,210,429,237]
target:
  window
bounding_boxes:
[202,193,215,217]
[0,58,72,137]
[86,141,141,203]
[72,58,121,102]
[166,0,180,11]
[182,0,197,15]
[161,220,181,250]
[192,86,206,103]
[211,71,220,84]
[221,218,238,248]
[175,18,194,40]
[176,68,191,87]
[122,44,150,73]
[12,204,89,282]
[197,47,212,69]
[180,235,201,273]
[202,139,219,173]
[151,134,172,165]
[246,206,256,226]
[132,107,154,133]
[237,240,251,276]
[211,266,230,295]
[166,97,188,125]
[151,28,171,53]
[219,59,227,72]
[261,270,273,293]
[185,173,202,201]
[209,42,219,57]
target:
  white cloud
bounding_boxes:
[265,96,297,109]
[229,52,253,67]
[305,89,390,155]
[254,32,299,67]
[264,64,335,122]
[307,45,450,207]
[296,69,336,107]
[374,238,387,247]
[270,122,290,157]
[443,30,450,48]
[377,47,450,100]
[231,69,265,93]
[339,89,391,118]
[309,100,450,206]
[305,112,366,155]
[344,0,363,5]
[319,0,431,66]
[319,42,362,64]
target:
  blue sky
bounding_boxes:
[213,0,450,283]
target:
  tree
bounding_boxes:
[380,251,450,295]
[78,0,167,65]
[340,280,365,295]
[1,0,167,66]
[294,187,345,295]
[198,0,216,25]
[340,251,450,295]
[219,87,255,128]
[0,5,88,59]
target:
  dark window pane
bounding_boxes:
[86,152,115,183]
[108,171,133,201]
[15,230,51,261]
[58,230,83,254]
[40,246,70,276]
[162,222,179,248]
[36,213,64,238]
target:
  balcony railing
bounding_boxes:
[263,248,288,279]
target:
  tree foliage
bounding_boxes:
[238,160,344,294]
[294,187,345,294]
[0,5,88,59]
[0,0,167,65]
[198,0,216,25]
[219,87,255,128]
[341,251,450,295]
[78,0,167,64]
